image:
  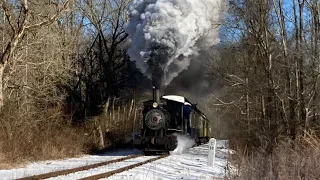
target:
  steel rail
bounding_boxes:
[16,155,142,180]
[79,155,168,180]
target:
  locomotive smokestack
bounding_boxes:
[152,86,160,104]
[152,70,161,104]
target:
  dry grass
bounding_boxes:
[230,133,320,180]
[0,147,11,169]
[91,99,142,150]
[0,103,93,167]
[0,98,142,168]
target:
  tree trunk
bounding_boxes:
[291,0,299,139]
[0,64,4,109]
[246,77,250,136]
[312,2,320,125]
[273,0,294,136]
[298,0,306,134]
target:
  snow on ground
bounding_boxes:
[104,141,231,180]
[0,140,233,180]
[47,156,158,180]
[0,149,142,180]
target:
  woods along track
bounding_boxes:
[16,154,168,180]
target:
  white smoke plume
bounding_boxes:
[170,133,195,155]
[125,0,228,86]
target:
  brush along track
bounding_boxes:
[79,155,168,180]
[16,155,142,180]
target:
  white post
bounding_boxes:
[207,138,216,167]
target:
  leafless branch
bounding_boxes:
[25,0,71,30]
[1,0,17,33]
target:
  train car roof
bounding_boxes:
[162,95,208,120]
[162,95,192,106]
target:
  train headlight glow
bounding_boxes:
[152,102,158,108]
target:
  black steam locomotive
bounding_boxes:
[133,87,211,155]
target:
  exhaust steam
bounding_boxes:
[125,0,228,87]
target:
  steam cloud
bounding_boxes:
[125,0,227,86]
[170,133,195,155]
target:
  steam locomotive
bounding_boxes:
[133,87,211,155]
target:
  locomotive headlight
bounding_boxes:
[152,102,158,108]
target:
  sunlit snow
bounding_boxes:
[0,140,233,180]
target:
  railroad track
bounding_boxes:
[17,154,168,180]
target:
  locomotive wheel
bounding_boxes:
[195,138,200,145]
[143,150,153,156]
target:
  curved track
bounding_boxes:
[16,154,168,180]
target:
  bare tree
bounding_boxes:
[0,0,71,109]
[82,0,129,97]
[215,0,320,152]
[65,0,131,121]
